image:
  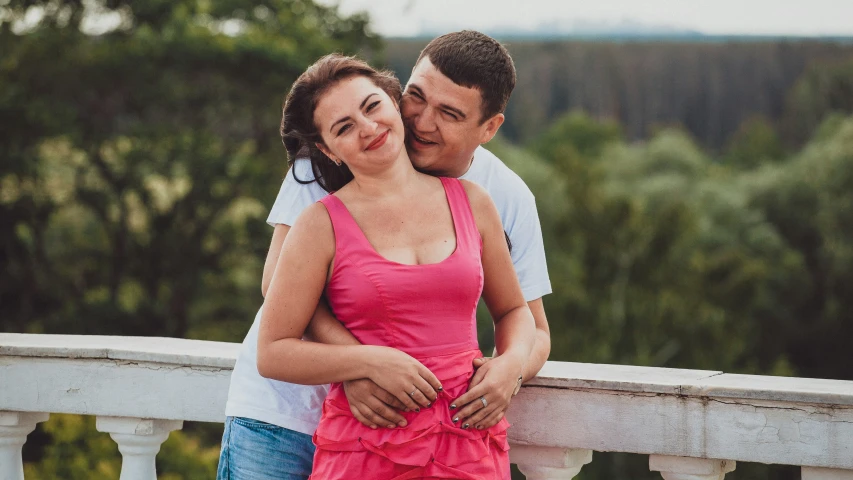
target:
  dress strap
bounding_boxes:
[439,177,481,252]
[318,195,371,254]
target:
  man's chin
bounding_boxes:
[407,151,438,174]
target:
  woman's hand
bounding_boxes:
[363,346,443,412]
[450,354,524,430]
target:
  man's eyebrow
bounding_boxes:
[408,84,467,120]
[330,93,378,133]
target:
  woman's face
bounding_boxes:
[314,75,404,173]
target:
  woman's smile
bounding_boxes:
[366,129,390,151]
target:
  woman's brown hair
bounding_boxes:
[280,54,403,192]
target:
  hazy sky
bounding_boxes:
[318,0,853,37]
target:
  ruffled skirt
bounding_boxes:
[310,350,510,480]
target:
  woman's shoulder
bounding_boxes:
[288,201,335,251]
[458,178,494,211]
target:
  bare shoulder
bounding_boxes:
[459,179,501,232]
[286,201,335,255]
[459,179,492,208]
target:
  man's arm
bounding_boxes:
[524,298,550,381]
[262,224,289,298]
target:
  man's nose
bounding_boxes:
[413,106,437,132]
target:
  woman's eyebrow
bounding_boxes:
[330,93,379,133]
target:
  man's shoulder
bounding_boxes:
[469,146,535,206]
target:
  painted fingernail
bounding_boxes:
[415,408,420,412]
[437,386,444,391]
[452,416,459,423]
[449,404,457,409]
[462,423,470,429]
[476,425,483,430]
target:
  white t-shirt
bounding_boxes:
[224,146,551,434]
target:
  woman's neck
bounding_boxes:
[348,150,420,199]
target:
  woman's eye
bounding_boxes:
[366,100,380,112]
[337,124,351,136]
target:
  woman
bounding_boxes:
[257,54,535,479]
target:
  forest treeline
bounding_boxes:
[2,1,853,479]
[384,39,853,149]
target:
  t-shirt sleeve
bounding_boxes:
[505,192,552,302]
[266,160,329,227]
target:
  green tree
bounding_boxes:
[723,116,785,169]
[783,58,853,146]
[748,115,853,381]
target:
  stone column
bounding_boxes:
[803,467,853,480]
[96,416,183,480]
[650,455,735,480]
[0,411,50,480]
[513,446,593,480]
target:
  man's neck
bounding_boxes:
[430,149,478,178]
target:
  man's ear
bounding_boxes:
[479,113,505,145]
[316,142,339,165]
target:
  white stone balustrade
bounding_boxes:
[1,333,852,479]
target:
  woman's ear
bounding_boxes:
[316,142,340,165]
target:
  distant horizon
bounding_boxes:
[384,31,853,42]
[319,0,853,39]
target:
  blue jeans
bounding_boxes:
[217,416,315,480]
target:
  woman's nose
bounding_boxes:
[359,117,379,136]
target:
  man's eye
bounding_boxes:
[443,110,458,120]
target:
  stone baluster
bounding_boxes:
[803,467,853,480]
[512,446,593,480]
[0,411,50,480]
[96,416,183,480]
[650,455,735,480]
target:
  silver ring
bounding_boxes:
[409,390,417,397]
[480,396,488,408]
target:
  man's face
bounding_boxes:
[401,57,503,177]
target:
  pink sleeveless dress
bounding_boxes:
[310,177,510,479]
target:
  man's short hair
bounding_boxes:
[416,30,516,123]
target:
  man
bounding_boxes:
[218,30,552,479]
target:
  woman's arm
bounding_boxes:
[257,203,370,384]
[257,202,441,409]
[451,180,536,429]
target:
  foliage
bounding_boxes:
[723,116,785,169]
[0,0,378,341]
[783,58,853,146]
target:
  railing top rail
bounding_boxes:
[2,333,852,406]
[0,333,239,369]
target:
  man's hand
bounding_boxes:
[344,378,409,430]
